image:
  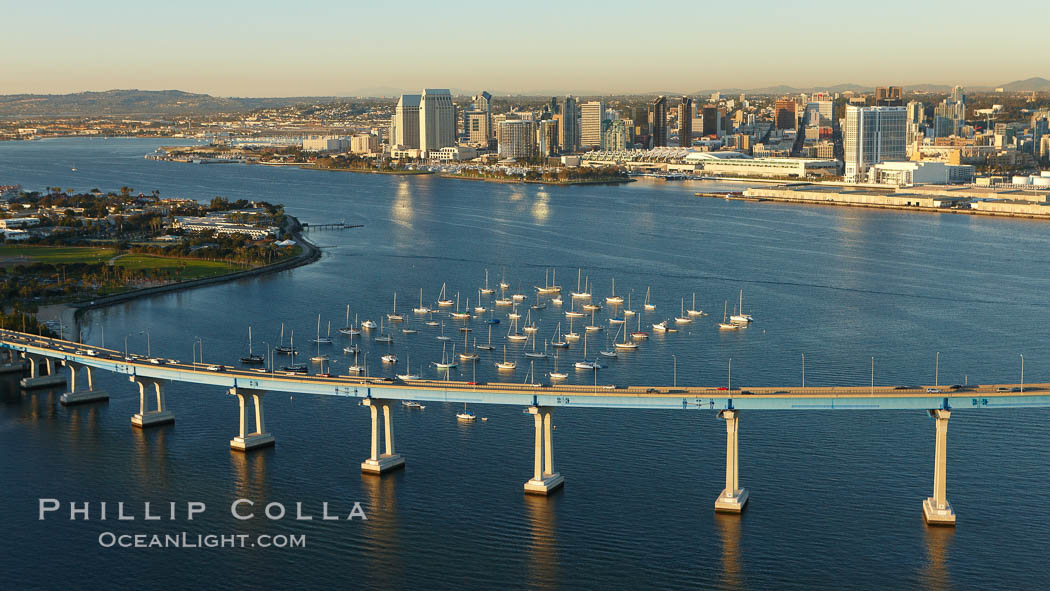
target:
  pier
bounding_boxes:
[301,221,362,231]
[5,328,1044,526]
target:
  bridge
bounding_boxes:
[5,327,1049,526]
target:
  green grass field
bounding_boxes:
[113,255,241,280]
[0,245,117,264]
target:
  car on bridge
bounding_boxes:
[926,388,943,393]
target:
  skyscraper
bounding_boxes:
[601,120,629,151]
[701,104,719,137]
[774,99,796,130]
[580,100,606,149]
[466,111,492,148]
[876,86,903,106]
[844,105,907,183]
[934,87,966,137]
[558,96,579,153]
[678,96,694,148]
[392,94,421,149]
[650,96,667,147]
[419,89,456,156]
[497,120,537,159]
[471,91,494,144]
[536,120,559,157]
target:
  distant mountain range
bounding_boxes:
[2,78,1047,118]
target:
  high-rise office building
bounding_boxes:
[558,96,579,153]
[844,105,907,183]
[934,87,966,137]
[471,91,494,144]
[497,120,537,159]
[580,100,606,149]
[601,120,629,151]
[876,86,903,106]
[650,96,668,147]
[466,111,492,148]
[536,120,559,157]
[678,96,694,147]
[774,99,797,130]
[392,94,421,149]
[473,91,492,113]
[419,89,456,156]
[701,104,718,137]
[632,106,650,148]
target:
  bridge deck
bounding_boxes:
[3,330,1047,411]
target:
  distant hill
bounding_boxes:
[999,77,1050,91]
[0,89,340,118]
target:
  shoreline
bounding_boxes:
[55,217,324,331]
[298,164,433,175]
[438,173,634,186]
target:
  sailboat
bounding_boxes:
[623,292,635,317]
[459,331,479,361]
[477,325,495,351]
[565,297,585,318]
[396,356,421,380]
[437,283,454,307]
[551,295,563,306]
[523,309,538,333]
[310,329,330,362]
[574,333,602,370]
[571,269,591,299]
[456,402,477,421]
[687,293,704,317]
[550,322,568,348]
[387,292,404,322]
[631,314,650,340]
[507,314,528,342]
[275,323,296,354]
[280,331,307,373]
[375,318,393,343]
[565,317,580,342]
[675,298,693,324]
[605,278,624,305]
[719,301,740,330]
[433,342,457,369]
[494,278,512,306]
[730,289,754,324]
[474,289,487,314]
[582,281,601,311]
[413,288,431,314]
[425,309,440,327]
[535,268,561,294]
[524,361,541,387]
[343,324,359,354]
[338,305,360,335]
[615,321,638,349]
[346,350,364,374]
[599,327,618,358]
[480,269,495,295]
[499,268,510,290]
[585,309,602,332]
[312,314,333,343]
[495,345,517,370]
[450,293,470,320]
[436,320,451,341]
[524,332,549,359]
[644,286,656,311]
[508,304,521,320]
[549,353,567,380]
[240,326,265,364]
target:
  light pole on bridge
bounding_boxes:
[935,351,939,387]
[802,353,805,388]
[728,357,732,392]
[140,330,151,358]
[1020,354,1024,392]
[672,354,677,388]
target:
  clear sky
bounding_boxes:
[3,0,1046,96]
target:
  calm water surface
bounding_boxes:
[2,137,1049,589]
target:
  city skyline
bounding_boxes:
[2,0,1047,97]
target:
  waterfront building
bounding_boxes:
[558,96,579,153]
[392,94,422,149]
[498,120,537,159]
[678,96,694,147]
[350,134,379,154]
[303,136,349,152]
[650,96,668,147]
[580,100,605,150]
[844,105,907,183]
[419,89,456,156]
[867,161,975,186]
[466,111,493,148]
[536,120,559,157]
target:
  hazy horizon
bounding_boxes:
[3,0,1047,96]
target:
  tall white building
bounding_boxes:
[844,105,907,183]
[392,94,421,149]
[580,100,606,149]
[419,89,456,156]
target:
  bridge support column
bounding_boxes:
[230,387,275,451]
[361,398,404,473]
[60,361,108,406]
[130,376,174,428]
[20,353,67,389]
[524,406,563,495]
[922,409,956,526]
[0,348,25,375]
[715,409,749,513]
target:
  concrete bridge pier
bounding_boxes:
[20,353,67,390]
[130,376,174,428]
[0,348,26,375]
[923,409,956,526]
[524,406,563,495]
[715,409,749,513]
[229,387,275,451]
[360,398,404,474]
[59,360,108,406]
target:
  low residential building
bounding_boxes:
[171,216,277,239]
[350,134,379,154]
[303,136,350,152]
[0,217,41,229]
[433,146,479,161]
[867,161,975,186]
